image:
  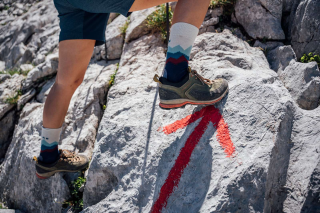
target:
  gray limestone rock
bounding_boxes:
[0,109,16,159]
[125,7,157,43]
[280,61,320,110]
[234,0,285,39]
[0,0,59,69]
[0,61,119,213]
[36,77,55,103]
[253,40,284,52]
[267,45,297,73]
[22,52,58,91]
[17,88,35,110]
[92,15,127,61]
[291,0,320,58]
[82,30,320,212]
[0,74,24,119]
[19,64,33,72]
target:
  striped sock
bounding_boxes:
[39,126,61,164]
[163,22,199,83]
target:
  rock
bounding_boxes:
[17,88,35,110]
[0,61,119,212]
[0,0,59,69]
[32,54,45,65]
[291,0,320,58]
[199,17,219,35]
[36,77,55,103]
[81,30,319,213]
[234,0,285,39]
[22,52,58,91]
[280,61,320,110]
[253,40,284,51]
[0,74,24,120]
[0,110,16,159]
[19,64,33,72]
[0,61,5,71]
[125,7,157,43]
[108,13,120,24]
[267,45,297,73]
[92,15,127,61]
[0,74,10,83]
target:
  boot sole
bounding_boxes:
[159,87,229,109]
[36,165,88,179]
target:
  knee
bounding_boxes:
[56,75,85,91]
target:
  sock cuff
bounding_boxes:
[41,126,62,143]
[169,22,199,44]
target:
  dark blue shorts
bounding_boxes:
[53,0,135,46]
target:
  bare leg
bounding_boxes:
[43,40,95,128]
[129,0,211,28]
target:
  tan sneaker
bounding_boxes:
[154,67,229,109]
[34,149,89,179]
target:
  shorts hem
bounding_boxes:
[119,0,135,17]
[59,34,105,46]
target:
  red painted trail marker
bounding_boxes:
[152,105,235,213]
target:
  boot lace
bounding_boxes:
[190,69,213,86]
[59,149,81,163]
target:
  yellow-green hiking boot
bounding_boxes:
[34,149,89,179]
[154,67,229,109]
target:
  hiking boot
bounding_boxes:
[154,67,229,109]
[34,149,89,179]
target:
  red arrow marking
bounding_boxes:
[152,105,235,213]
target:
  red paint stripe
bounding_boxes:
[151,106,213,213]
[152,105,235,212]
[215,118,235,157]
[165,56,188,65]
[160,107,207,135]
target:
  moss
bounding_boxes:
[146,4,173,42]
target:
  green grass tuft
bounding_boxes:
[0,67,31,76]
[300,52,320,68]
[119,17,130,37]
[146,4,173,42]
[63,176,86,211]
[109,63,119,87]
[5,89,22,105]
[210,0,236,8]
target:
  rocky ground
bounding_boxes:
[0,0,319,212]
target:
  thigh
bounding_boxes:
[56,40,95,85]
[129,0,177,12]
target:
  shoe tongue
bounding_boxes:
[61,150,73,158]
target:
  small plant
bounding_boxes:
[119,17,130,36]
[146,4,173,41]
[103,105,106,110]
[5,89,22,105]
[4,5,9,10]
[0,68,31,76]
[109,63,119,87]
[210,0,235,8]
[63,176,86,211]
[300,52,320,68]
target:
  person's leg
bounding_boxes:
[130,0,210,82]
[130,0,209,28]
[39,40,95,164]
